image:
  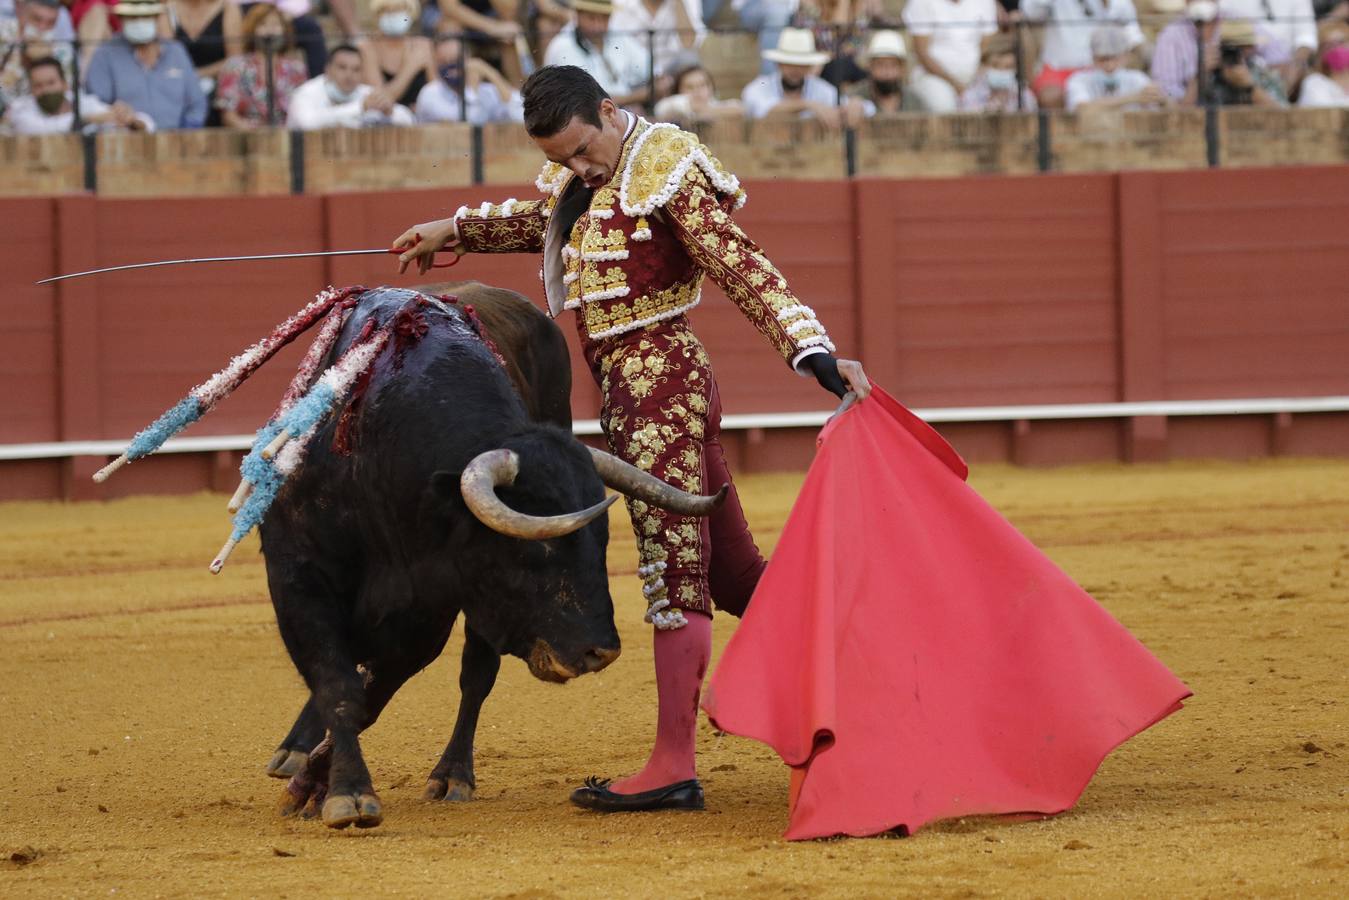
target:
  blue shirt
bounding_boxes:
[85,37,207,131]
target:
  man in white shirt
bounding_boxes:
[3,54,155,134]
[741,26,848,126]
[287,43,414,130]
[1064,24,1168,112]
[416,32,523,124]
[1021,0,1146,108]
[903,0,1000,112]
[610,0,705,78]
[542,0,652,107]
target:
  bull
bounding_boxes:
[260,284,722,829]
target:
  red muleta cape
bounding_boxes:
[702,387,1191,840]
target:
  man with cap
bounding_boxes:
[845,29,927,117]
[1021,0,1145,109]
[0,0,75,115]
[85,0,207,129]
[1064,23,1168,112]
[542,0,652,109]
[741,26,849,127]
[1202,19,1287,105]
[392,63,871,812]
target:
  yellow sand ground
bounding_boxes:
[1,459,1346,898]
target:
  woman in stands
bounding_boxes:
[652,63,743,124]
[215,2,306,127]
[360,0,437,110]
[1298,20,1349,107]
[167,0,243,124]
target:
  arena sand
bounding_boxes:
[1,459,1346,898]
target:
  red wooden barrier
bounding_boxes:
[3,167,1348,500]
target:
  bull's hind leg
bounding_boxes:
[266,696,323,779]
[425,627,500,802]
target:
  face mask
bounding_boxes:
[378,13,412,36]
[780,75,804,92]
[22,23,56,41]
[257,34,286,54]
[438,63,463,90]
[1187,1,1218,22]
[36,90,66,114]
[325,79,356,104]
[1324,45,1349,73]
[872,78,901,96]
[985,68,1018,92]
[1101,73,1119,94]
[123,18,159,45]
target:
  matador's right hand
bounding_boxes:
[393,218,460,275]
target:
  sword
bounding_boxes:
[36,243,462,285]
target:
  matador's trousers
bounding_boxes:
[580,315,767,618]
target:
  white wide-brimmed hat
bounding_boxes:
[762,28,830,66]
[863,30,908,62]
[111,0,165,16]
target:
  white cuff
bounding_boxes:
[791,346,829,375]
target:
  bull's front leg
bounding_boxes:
[425,626,500,802]
[265,696,324,779]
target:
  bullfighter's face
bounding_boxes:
[532,98,626,190]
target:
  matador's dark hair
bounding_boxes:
[522,65,610,138]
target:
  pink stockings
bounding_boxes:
[610,612,713,794]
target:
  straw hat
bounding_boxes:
[111,0,164,16]
[862,30,907,63]
[1219,19,1258,47]
[762,28,830,66]
[572,0,615,14]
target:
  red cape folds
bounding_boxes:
[702,387,1191,840]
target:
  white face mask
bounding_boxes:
[1187,1,1218,22]
[985,68,1018,92]
[122,18,159,45]
[378,13,412,36]
[325,79,357,104]
[22,23,57,41]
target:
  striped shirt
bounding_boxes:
[1150,17,1219,101]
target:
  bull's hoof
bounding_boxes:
[266,749,309,779]
[321,792,383,829]
[424,777,475,802]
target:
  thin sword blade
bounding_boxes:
[36,248,392,285]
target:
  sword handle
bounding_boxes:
[387,235,463,269]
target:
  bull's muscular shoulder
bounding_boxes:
[617,123,746,217]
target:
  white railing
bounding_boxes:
[2,396,1346,462]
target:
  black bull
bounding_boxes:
[259,284,724,829]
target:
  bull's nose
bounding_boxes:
[581,646,621,673]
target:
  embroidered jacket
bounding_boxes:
[450,117,835,367]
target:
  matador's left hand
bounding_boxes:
[803,353,872,400]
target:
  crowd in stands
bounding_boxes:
[5,0,1349,136]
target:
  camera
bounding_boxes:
[1220,44,1246,67]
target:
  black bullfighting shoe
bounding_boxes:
[569,776,705,812]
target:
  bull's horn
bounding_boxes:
[461,448,618,540]
[587,447,728,516]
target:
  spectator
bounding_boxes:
[214,2,305,126]
[542,0,651,107]
[68,0,119,68]
[287,42,415,128]
[415,26,522,122]
[1150,0,1221,102]
[360,0,436,110]
[845,28,928,115]
[234,0,358,79]
[437,0,525,82]
[652,61,743,122]
[1202,18,1288,104]
[1065,23,1168,111]
[610,0,705,79]
[86,0,208,128]
[1021,0,1146,108]
[959,30,1037,110]
[705,0,797,76]
[903,0,999,112]
[1219,0,1316,87]
[1299,19,1349,104]
[742,26,853,126]
[790,0,873,87]
[169,0,242,86]
[1,0,75,113]
[528,0,572,61]
[3,53,155,131]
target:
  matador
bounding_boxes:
[395,65,871,812]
